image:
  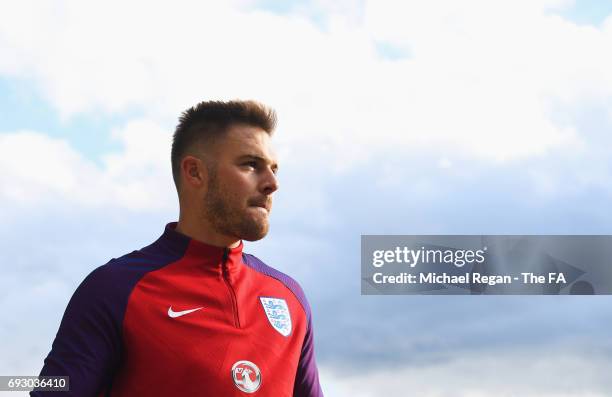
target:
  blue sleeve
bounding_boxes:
[31,265,123,396]
[293,312,324,397]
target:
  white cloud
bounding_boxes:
[1,0,610,165]
[320,346,612,397]
[1,0,612,215]
[102,119,176,208]
[0,131,93,204]
[0,121,176,210]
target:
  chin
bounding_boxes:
[241,233,268,242]
[239,223,269,242]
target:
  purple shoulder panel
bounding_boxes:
[32,231,189,396]
[242,253,312,324]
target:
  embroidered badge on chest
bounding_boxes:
[231,360,261,393]
[259,297,292,337]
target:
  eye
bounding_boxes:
[243,161,258,170]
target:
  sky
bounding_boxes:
[1,0,612,396]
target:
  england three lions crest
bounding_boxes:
[259,297,292,337]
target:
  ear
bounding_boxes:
[180,155,208,190]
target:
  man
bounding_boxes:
[33,100,324,396]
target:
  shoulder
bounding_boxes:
[85,234,189,288]
[242,253,312,322]
[73,240,180,307]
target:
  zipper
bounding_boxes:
[222,248,241,328]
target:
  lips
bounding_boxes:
[249,199,271,212]
[251,204,270,212]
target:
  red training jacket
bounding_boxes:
[33,222,324,397]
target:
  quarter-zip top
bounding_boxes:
[33,222,324,397]
[222,247,241,328]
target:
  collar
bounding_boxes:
[159,222,244,275]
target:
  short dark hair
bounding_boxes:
[171,100,277,189]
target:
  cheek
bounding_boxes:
[225,179,254,205]
[216,167,258,199]
[233,174,258,194]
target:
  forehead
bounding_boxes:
[217,124,277,161]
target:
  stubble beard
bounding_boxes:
[202,169,270,242]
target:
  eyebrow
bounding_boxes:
[238,154,279,171]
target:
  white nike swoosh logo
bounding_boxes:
[167,306,203,318]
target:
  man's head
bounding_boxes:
[171,100,279,243]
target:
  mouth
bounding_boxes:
[249,200,271,213]
[248,206,270,218]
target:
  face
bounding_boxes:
[201,124,279,242]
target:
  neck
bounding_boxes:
[175,214,240,249]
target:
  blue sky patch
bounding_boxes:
[0,77,136,165]
[553,0,612,27]
[374,41,413,61]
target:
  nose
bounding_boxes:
[260,167,279,195]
